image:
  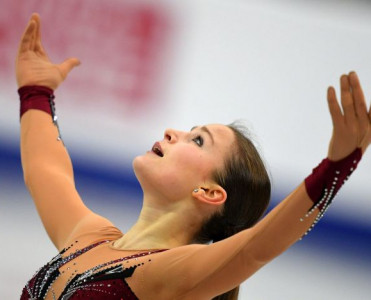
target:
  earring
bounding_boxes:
[193,188,199,193]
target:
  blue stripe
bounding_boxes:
[1,140,370,263]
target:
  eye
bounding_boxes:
[192,135,204,147]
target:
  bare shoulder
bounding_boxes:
[61,212,122,250]
[134,243,208,299]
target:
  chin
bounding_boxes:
[132,155,155,186]
[132,155,145,177]
[132,157,178,197]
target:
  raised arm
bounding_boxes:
[146,72,371,299]
[17,14,106,251]
[239,72,370,261]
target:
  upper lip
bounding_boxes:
[151,142,164,157]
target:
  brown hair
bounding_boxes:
[195,122,271,300]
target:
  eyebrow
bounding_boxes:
[191,125,215,145]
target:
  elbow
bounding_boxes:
[22,161,42,188]
[242,247,269,272]
[22,166,33,188]
[23,167,33,188]
[22,163,73,190]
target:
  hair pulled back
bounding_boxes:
[195,123,271,300]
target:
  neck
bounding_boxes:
[113,196,203,251]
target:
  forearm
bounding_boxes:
[20,108,94,249]
[244,148,362,264]
[21,109,74,184]
[244,182,316,264]
[19,89,88,243]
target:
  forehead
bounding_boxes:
[206,123,233,136]
[204,124,236,149]
[191,123,236,150]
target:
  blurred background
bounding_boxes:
[1,0,370,299]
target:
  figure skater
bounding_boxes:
[17,14,370,300]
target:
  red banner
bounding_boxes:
[1,0,172,114]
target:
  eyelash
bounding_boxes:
[192,135,204,147]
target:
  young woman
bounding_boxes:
[17,14,370,300]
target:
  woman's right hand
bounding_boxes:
[16,13,80,90]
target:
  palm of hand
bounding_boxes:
[16,13,79,90]
[327,72,371,161]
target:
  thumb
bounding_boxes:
[59,57,81,79]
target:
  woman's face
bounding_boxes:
[133,124,235,200]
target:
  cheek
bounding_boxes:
[174,150,202,166]
[170,150,215,181]
[132,147,218,197]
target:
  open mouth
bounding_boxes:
[152,142,164,157]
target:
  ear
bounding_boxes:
[192,184,227,207]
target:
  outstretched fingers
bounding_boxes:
[30,16,37,51]
[33,13,46,55]
[340,74,357,125]
[327,86,343,127]
[18,17,36,55]
[349,72,369,130]
[327,72,371,158]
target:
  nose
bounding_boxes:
[164,128,179,143]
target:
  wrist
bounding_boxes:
[305,148,362,207]
[301,148,362,237]
[18,85,54,118]
[19,85,64,143]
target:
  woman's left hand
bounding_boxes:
[327,71,371,161]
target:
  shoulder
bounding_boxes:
[62,212,123,250]
[134,244,207,299]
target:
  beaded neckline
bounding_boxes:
[21,239,168,300]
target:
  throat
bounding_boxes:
[116,202,203,251]
[112,234,170,251]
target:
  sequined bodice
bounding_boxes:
[20,240,166,300]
